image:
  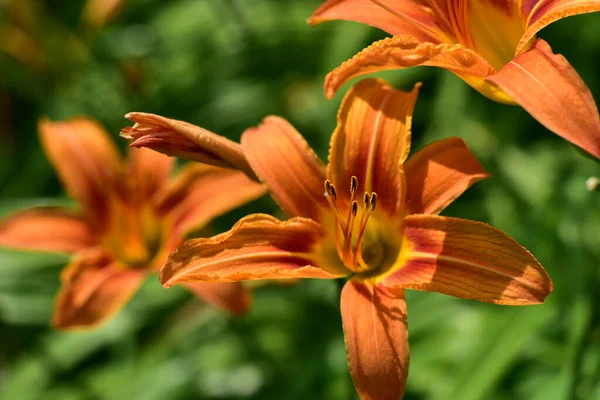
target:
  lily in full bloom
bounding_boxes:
[159,79,553,399]
[0,118,265,329]
[309,0,600,158]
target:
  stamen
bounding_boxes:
[330,185,337,201]
[370,192,378,210]
[350,176,358,194]
[363,192,371,209]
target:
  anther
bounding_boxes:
[363,192,371,208]
[351,201,358,216]
[350,176,358,194]
[370,193,378,210]
[330,185,337,200]
[325,180,331,195]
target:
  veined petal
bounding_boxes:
[487,39,600,158]
[404,137,490,215]
[126,147,174,201]
[328,78,419,218]
[0,207,95,253]
[341,279,409,400]
[309,0,446,43]
[122,112,258,181]
[53,249,146,329]
[161,214,346,287]
[324,36,497,100]
[39,118,122,226]
[241,117,328,222]
[184,282,252,315]
[383,215,553,305]
[155,164,266,240]
[519,0,600,54]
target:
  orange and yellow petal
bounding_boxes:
[122,112,258,180]
[0,207,95,253]
[160,214,347,287]
[241,117,328,222]
[53,249,147,329]
[126,147,175,201]
[487,39,600,158]
[309,0,446,42]
[155,164,266,241]
[519,0,600,53]
[327,78,419,218]
[341,279,409,400]
[39,118,123,227]
[383,214,553,305]
[324,35,496,100]
[404,137,490,215]
[184,282,252,315]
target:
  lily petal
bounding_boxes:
[0,207,95,253]
[184,282,252,315]
[309,0,446,42]
[127,147,174,201]
[341,279,409,400]
[122,112,258,181]
[487,39,600,158]
[39,118,122,226]
[519,0,600,53]
[328,79,419,217]
[53,249,146,329]
[404,137,490,215]
[161,214,346,287]
[241,117,328,222]
[324,36,498,100]
[155,164,266,240]
[384,214,553,305]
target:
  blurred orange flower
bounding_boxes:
[159,79,553,399]
[310,0,600,158]
[0,118,265,329]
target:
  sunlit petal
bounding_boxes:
[161,214,347,287]
[0,207,95,253]
[324,36,498,100]
[241,117,328,222]
[155,164,266,240]
[383,215,553,305]
[328,78,419,217]
[404,137,490,215]
[519,0,600,53]
[39,118,122,226]
[341,279,409,400]
[53,249,146,329]
[184,282,252,315]
[309,0,446,42]
[487,39,600,158]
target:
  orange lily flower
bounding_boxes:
[159,79,553,399]
[309,0,600,158]
[0,118,265,329]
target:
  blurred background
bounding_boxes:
[0,0,599,399]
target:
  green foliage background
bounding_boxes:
[0,1,599,399]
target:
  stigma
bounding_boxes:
[324,176,377,272]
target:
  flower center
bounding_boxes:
[104,198,166,269]
[324,176,380,273]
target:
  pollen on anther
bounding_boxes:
[330,185,337,200]
[351,201,358,216]
[370,193,378,210]
[325,180,331,195]
[350,176,358,194]
[363,192,371,208]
